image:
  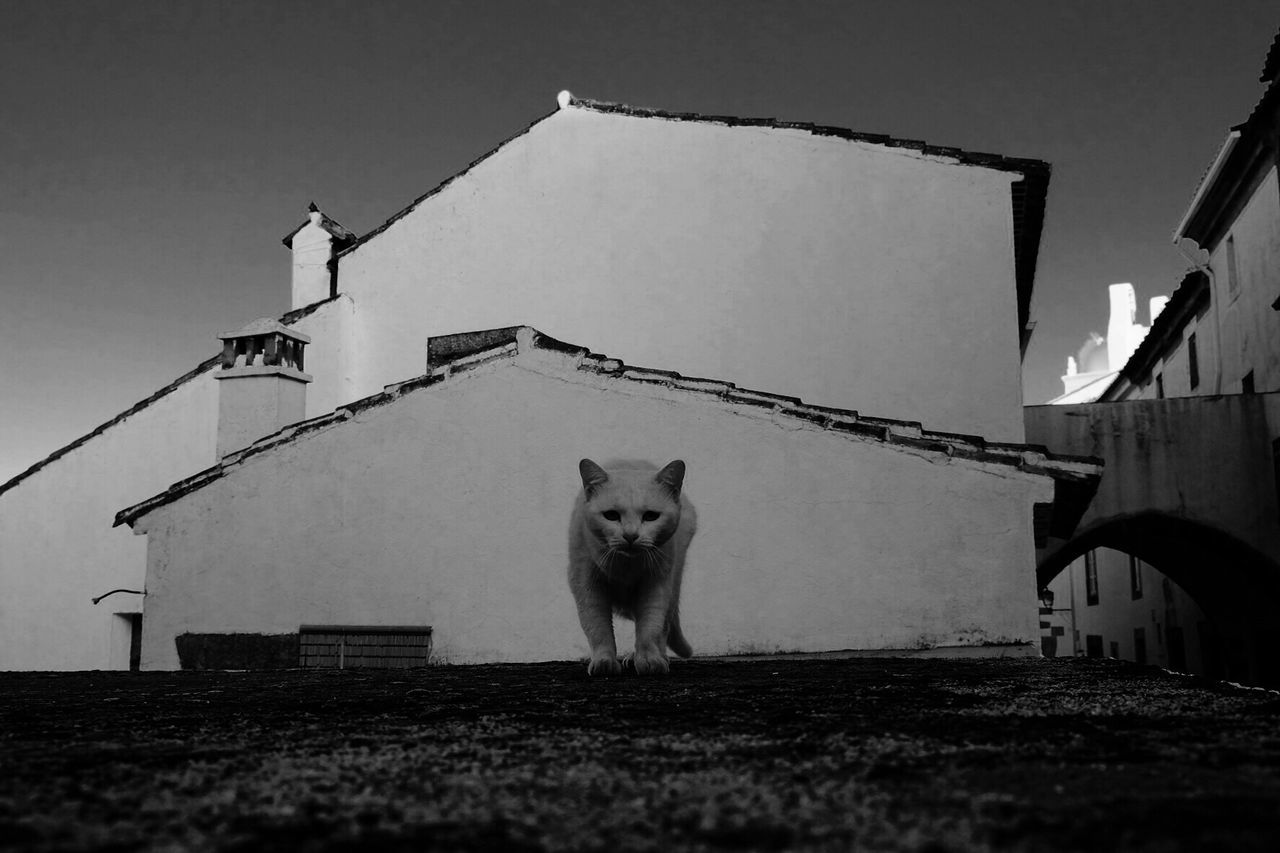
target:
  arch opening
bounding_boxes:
[1037,512,1280,687]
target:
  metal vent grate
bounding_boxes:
[299,625,433,669]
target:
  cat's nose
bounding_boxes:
[623,531,639,545]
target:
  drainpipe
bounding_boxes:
[92,588,145,605]
[1175,239,1224,394]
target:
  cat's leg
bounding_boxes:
[631,583,674,676]
[570,569,621,676]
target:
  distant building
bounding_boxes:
[1040,284,1207,671]
[1037,30,1280,679]
[1,93,1077,670]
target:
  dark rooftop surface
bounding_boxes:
[3,657,1279,852]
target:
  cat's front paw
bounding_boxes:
[587,652,622,677]
[631,647,670,676]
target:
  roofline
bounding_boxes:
[332,92,1050,356]
[115,325,1101,530]
[1261,29,1279,83]
[565,95,1051,177]
[1173,129,1241,244]
[1045,370,1119,405]
[333,106,561,262]
[0,295,343,499]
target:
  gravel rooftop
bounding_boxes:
[2,657,1279,852]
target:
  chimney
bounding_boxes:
[1149,296,1170,325]
[214,319,312,458]
[281,203,356,309]
[1106,283,1140,371]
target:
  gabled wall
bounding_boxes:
[337,106,1026,442]
[134,354,1051,669]
[0,297,355,670]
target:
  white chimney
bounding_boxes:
[214,319,312,458]
[1149,296,1169,325]
[282,203,355,309]
[1106,283,1140,371]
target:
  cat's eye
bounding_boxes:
[602,510,621,522]
[642,511,660,522]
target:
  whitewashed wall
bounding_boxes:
[1206,165,1280,395]
[134,352,1051,669]
[337,105,1027,442]
[0,298,354,670]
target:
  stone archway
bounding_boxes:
[1037,512,1280,686]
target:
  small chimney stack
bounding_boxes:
[281,203,356,309]
[215,319,312,458]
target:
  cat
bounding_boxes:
[567,458,697,676]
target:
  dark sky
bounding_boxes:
[2,1,1276,483]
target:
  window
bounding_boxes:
[1086,634,1104,658]
[1129,555,1143,600]
[1085,551,1099,606]
[1226,235,1239,299]
[1243,370,1255,394]
[1133,628,1147,665]
[1155,373,1165,399]
[299,625,433,669]
[1188,333,1200,390]
[1109,641,1120,659]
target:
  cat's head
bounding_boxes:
[578,459,685,557]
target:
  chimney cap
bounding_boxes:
[217,317,312,344]
[281,204,357,249]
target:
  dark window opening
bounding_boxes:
[1129,555,1143,600]
[1155,373,1165,399]
[1188,333,1200,390]
[1134,628,1147,665]
[127,614,142,672]
[1243,370,1255,394]
[1109,641,1120,659]
[1085,551,1099,606]
[1086,634,1104,658]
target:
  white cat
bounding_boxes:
[567,459,696,676]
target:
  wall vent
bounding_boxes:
[299,625,433,669]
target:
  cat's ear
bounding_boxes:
[654,459,686,497]
[579,458,609,496]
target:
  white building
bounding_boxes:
[1040,32,1280,676]
[1,93,1069,670]
[116,327,1094,670]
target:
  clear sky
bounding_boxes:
[2,1,1276,484]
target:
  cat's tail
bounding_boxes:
[667,613,693,659]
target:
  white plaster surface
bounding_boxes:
[290,214,335,308]
[136,354,1051,670]
[337,106,1027,442]
[215,372,310,459]
[0,299,356,670]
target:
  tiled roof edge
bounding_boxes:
[331,94,1050,292]
[115,325,1103,528]
[1101,270,1210,398]
[333,106,561,263]
[1,295,343,499]
[566,95,1051,176]
[1261,30,1280,83]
